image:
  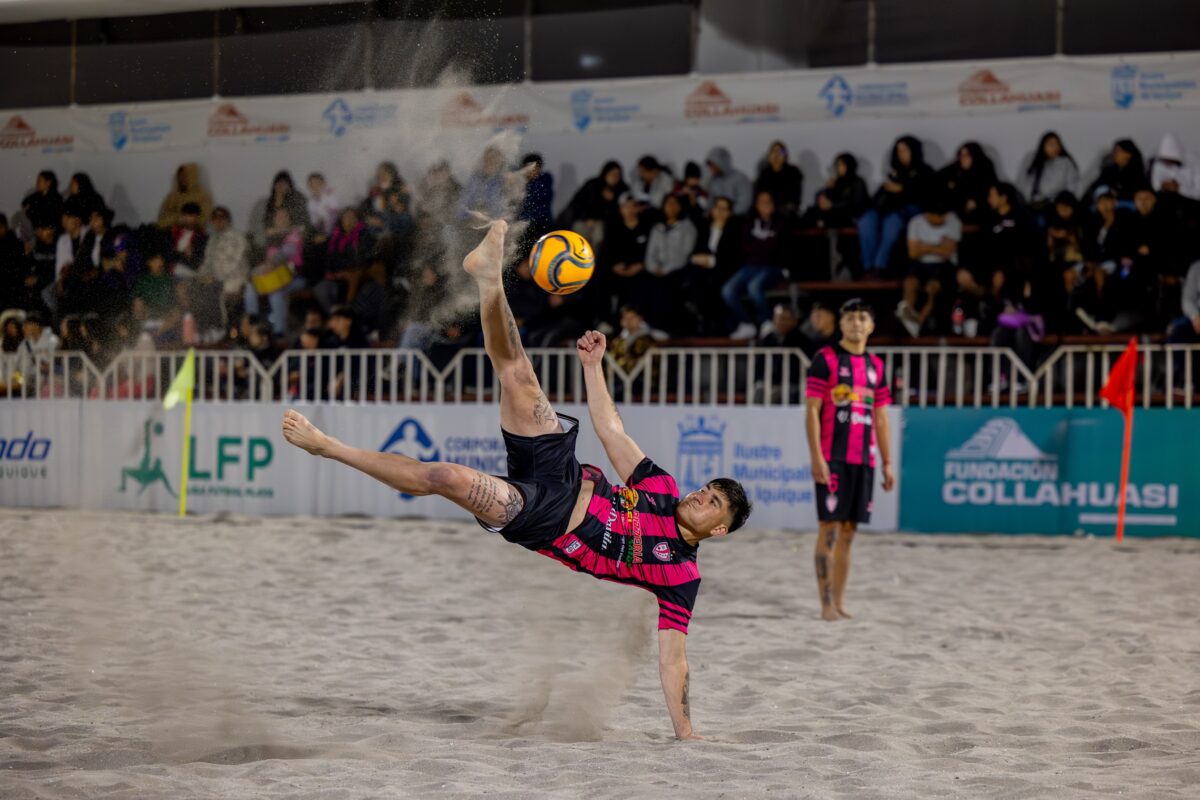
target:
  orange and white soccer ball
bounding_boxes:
[530,229,594,295]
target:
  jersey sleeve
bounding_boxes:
[806,348,832,399]
[628,458,680,499]
[872,354,893,406]
[654,580,699,634]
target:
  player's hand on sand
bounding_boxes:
[881,462,895,492]
[812,455,831,485]
[281,409,334,457]
[576,330,607,367]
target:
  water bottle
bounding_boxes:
[182,312,197,345]
[951,297,965,336]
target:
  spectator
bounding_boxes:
[802,153,870,229]
[800,301,838,356]
[0,214,25,300]
[754,141,803,217]
[375,189,415,269]
[643,193,698,332]
[609,305,656,374]
[398,262,446,353]
[724,190,789,340]
[318,207,373,311]
[632,155,675,211]
[705,146,754,215]
[897,196,962,337]
[1044,191,1085,330]
[601,192,652,316]
[287,326,328,401]
[168,202,208,277]
[77,207,116,273]
[974,182,1039,331]
[417,160,462,220]
[1072,187,1148,333]
[27,223,58,309]
[1,312,23,352]
[62,173,104,222]
[364,161,408,219]
[458,146,512,222]
[518,153,555,241]
[133,252,177,320]
[758,303,805,348]
[92,234,134,320]
[1149,132,1200,201]
[327,304,369,398]
[1086,139,1150,204]
[1128,186,1182,279]
[157,163,212,228]
[306,172,341,236]
[858,135,935,272]
[263,171,309,231]
[677,161,710,216]
[686,196,742,335]
[44,210,86,316]
[198,206,250,326]
[1021,131,1080,210]
[22,170,63,231]
[19,310,59,359]
[1166,259,1200,382]
[940,142,997,224]
[246,207,306,333]
[561,160,626,250]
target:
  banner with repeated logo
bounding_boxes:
[900,409,1200,537]
[0,399,80,508]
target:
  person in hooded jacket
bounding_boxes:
[939,142,997,225]
[22,171,64,232]
[705,146,754,215]
[62,173,104,222]
[857,135,936,273]
[1085,139,1150,205]
[157,163,213,228]
[800,153,870,229]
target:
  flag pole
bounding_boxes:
[1114,399,1133,543]
[178,385,193,518]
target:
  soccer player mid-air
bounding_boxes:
[805,299,895,621]
[282,220,751,740]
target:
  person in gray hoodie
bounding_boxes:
[1167,258,1200,383]
[705,146,754,215]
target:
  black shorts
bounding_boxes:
[476,414,582,551]
[815,460,874,524]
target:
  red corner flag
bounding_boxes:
[1099,338,1138,541]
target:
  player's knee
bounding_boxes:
[420,463,461,496]
[838,522,857,541]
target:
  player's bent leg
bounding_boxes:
[832,521,857,619]
[814,522,840,622]
[282,409,523,529]
[463,220,562,437]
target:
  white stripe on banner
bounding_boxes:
[1077,513,1179,527]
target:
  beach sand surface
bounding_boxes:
[2,509,1199,799]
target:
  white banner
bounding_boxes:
[3,400,901,531]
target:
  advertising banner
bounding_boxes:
[0,399,81,508]
[900,409,1198,537]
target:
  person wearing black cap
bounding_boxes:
[804,299,895,621]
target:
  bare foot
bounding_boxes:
[462,220,507,285]
[282,409,335,457]
[836,607,853,619]
[821,607,842,622]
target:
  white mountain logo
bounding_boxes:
[947,418,1055,461]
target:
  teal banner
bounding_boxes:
[900,409,1197,537]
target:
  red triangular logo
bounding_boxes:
[4,115,33,133]
[689,81,729,103]
[449,93,480,112]
[960,69,1008,93]
[211,104,246,122]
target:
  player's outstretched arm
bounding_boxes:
[658,629,702,740]
[576,330,646,483]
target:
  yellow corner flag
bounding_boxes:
[163,349,196,518]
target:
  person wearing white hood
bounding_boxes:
[1150,133,1200,201]
[705,147,754,215]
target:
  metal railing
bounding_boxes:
[2,344,1199,408]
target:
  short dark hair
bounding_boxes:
[638,155,661,171]
[521,153,543,168]
[708,477,752,532]
[329,304,354,321]
[619,304,644,319]
[839,298,875,319]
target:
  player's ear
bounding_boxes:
[708,524,730,538]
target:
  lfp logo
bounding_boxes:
[1112,64,1138,109]
[380,418,441,500]
[676,416,725,495]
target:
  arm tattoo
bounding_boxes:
[681,670,691,722]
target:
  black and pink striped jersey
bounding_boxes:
[538,458,700,635]
[806,344,892,467]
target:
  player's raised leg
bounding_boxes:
[831,521,856,619]
[462,220,562,437]
[814,522,840,621]
[282,409,523,527]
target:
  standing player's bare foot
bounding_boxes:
[836,606,853,619]
[462,220,507,286]
[282,409,336,457]
[821,607,842,622]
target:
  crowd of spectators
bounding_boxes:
[3,130,1200,391]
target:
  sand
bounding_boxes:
[2,508,1199,799]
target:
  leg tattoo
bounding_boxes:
[465,474,525,526]
[681,669,691,722]
[532,394,554,427]
[500,484,523,524]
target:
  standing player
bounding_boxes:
[282,221,752,739]
[805,299,895,621]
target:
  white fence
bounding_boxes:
[2,344,1197,409]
